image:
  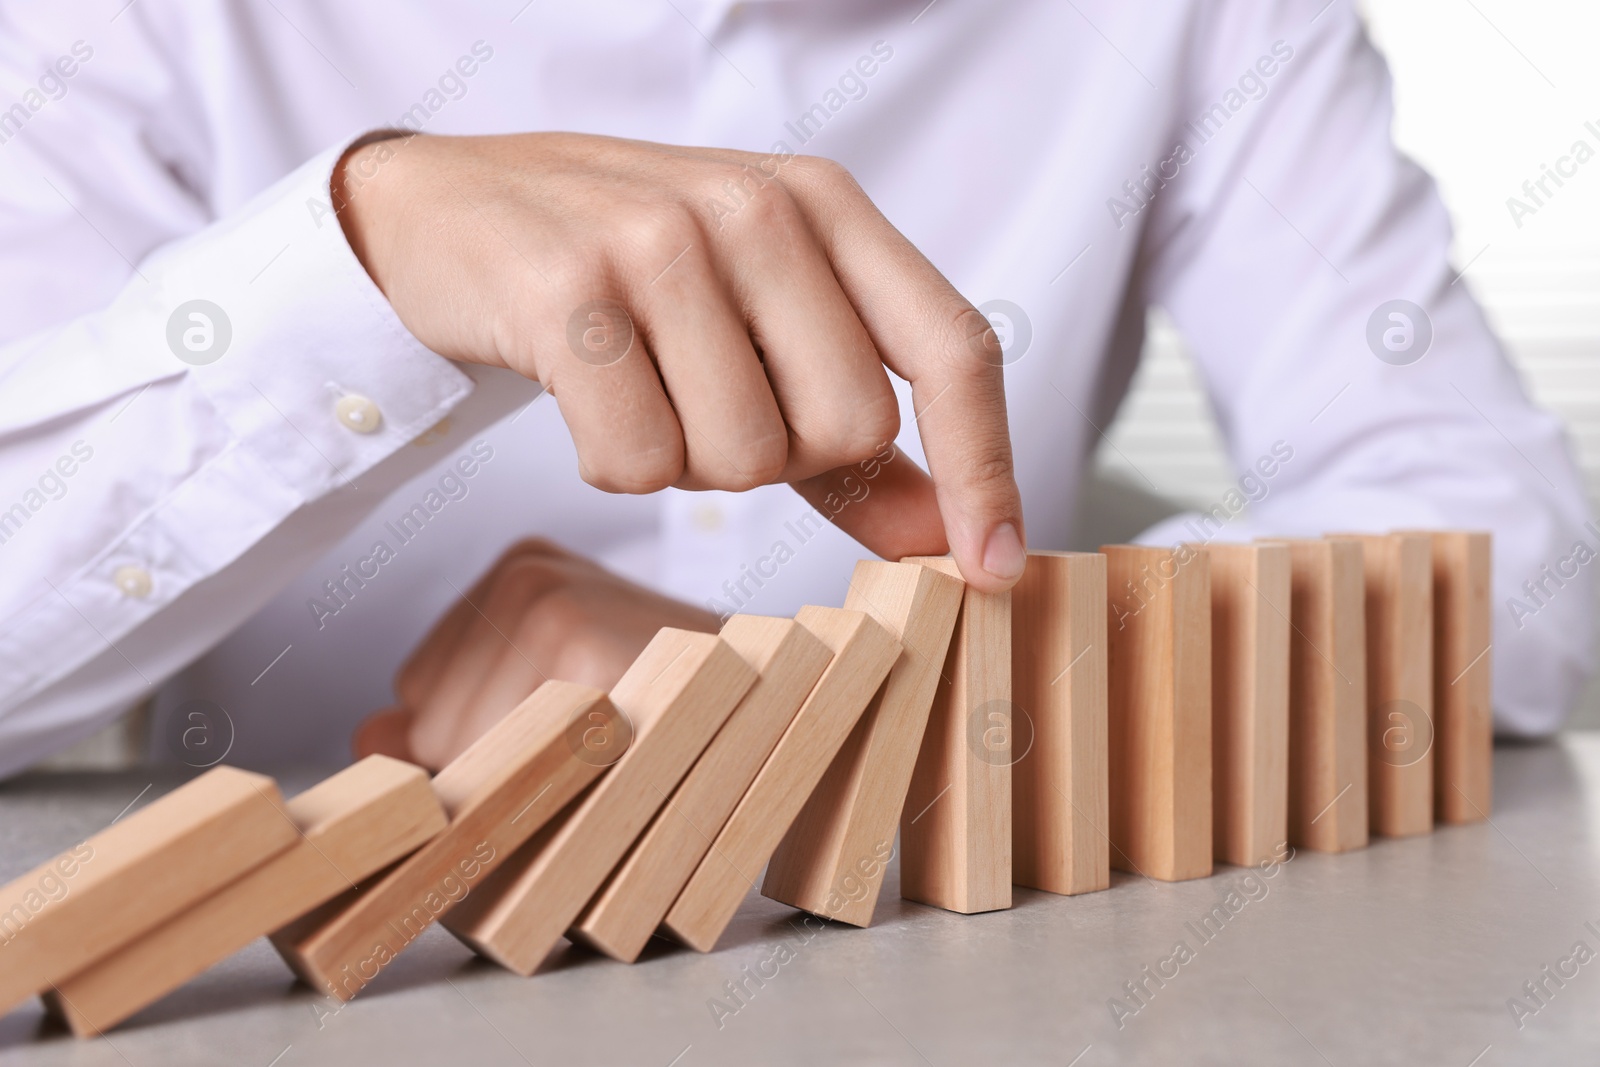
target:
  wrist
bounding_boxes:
[332,130,415,296]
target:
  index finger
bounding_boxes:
[784,158,1025,592]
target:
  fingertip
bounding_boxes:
[983,521,1026,581]
[953,520,1026,593]
[352,707,419,764]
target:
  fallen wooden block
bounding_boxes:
[898,557,1014,913]
[1423,530,1493,823]
[1011,551,1110,896]
[1102,544,1212,882]
[443,629,757,974]
[1279,537,1368,852]
[1336,532,1434,837]
[0,766,298,1019]
[270,681,617,1000]
[46,756,446,1035]
[662,607,900,952]
[570,616,831,961]
[761,560,964,926]
[1208,542,1290,868]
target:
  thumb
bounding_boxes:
[789,447,949,563]
[352,707,419,764]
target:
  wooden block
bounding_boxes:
[1425,530,1493,823]
[898,556,1013,913]
[1335,532,1434,837]
[443,629,758,974]
[1278,538,1368,852]
[47,756,446,1035]
[1102,544,1212,882]
[662,607,900,952]
[0,766,298,1018]
[761,561,964,926]
[270,680,616,1000]
[1208,543,1290,867]
[570,616,831,961]
[1011,551,1109,896]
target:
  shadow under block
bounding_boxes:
[0,766,298,1019]
[48,756,447,1035]
[443,630,758,974]
[1010,551,1110,896]
[1102,544,1212,882]
[662,607,900,952]
[762,561,965,925]
[898,557,1014,913]
[571,617,831,961]
[1207,543,1290,868]
[270,681,616,1000]
[1337,532,1434,837]
[1427,530,1493,822]
[1280,538,1368,852]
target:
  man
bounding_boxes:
[0,0,1589,776]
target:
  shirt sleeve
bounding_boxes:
[0,11,492,774]
[1127,0,1594,736]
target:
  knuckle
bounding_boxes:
[525,587,588,635]
[960,437,1018,494]
[616,207,697,265]
[784,154,858,193]
[947,302,1003,372]
[742,428,790,484]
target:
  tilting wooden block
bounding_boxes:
[1011,551,1109,896]
[1424,530,1493,823]
[1207,542,1290,867]
[443,630,757,974]
[570,617,831,961]
[270,681,616,1000]
[898,557,1013,913]
[0,766,298,1019]
[662,607,900,952]
[761,561,964,926]
[1279,538,1368,852]
[1337,532,1434,837]
[47,756,446,1034]
[1103,544,1212,882]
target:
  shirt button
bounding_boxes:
[113,566,153,599]
[692,503,725,532]
[335,395,382,434]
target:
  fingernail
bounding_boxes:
[982,522,1026,581]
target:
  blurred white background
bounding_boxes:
[1094,0,1600,726]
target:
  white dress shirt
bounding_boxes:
[0,0,1590,775]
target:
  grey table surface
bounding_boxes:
[2,736,1599,1067]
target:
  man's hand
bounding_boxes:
[334,132,1026,591]
[352,539,719,770]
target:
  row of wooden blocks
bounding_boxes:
[0,533,1491,1037]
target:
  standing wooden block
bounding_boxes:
[898,556,1013,913]
[1011,551,1109,896]
[0,766,298,1018]
[761,561,964,926]
[1279,538,1368,852]
[47,757,447,1035]
[1337,532,1434,837]
[1102,545,1212,882]
[1207,543,1290,867]
[1425,530,1493,823]
[570,617,831,962]
[443,630,757,974]
[662,607,900,952]
[270,680,616,1000]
